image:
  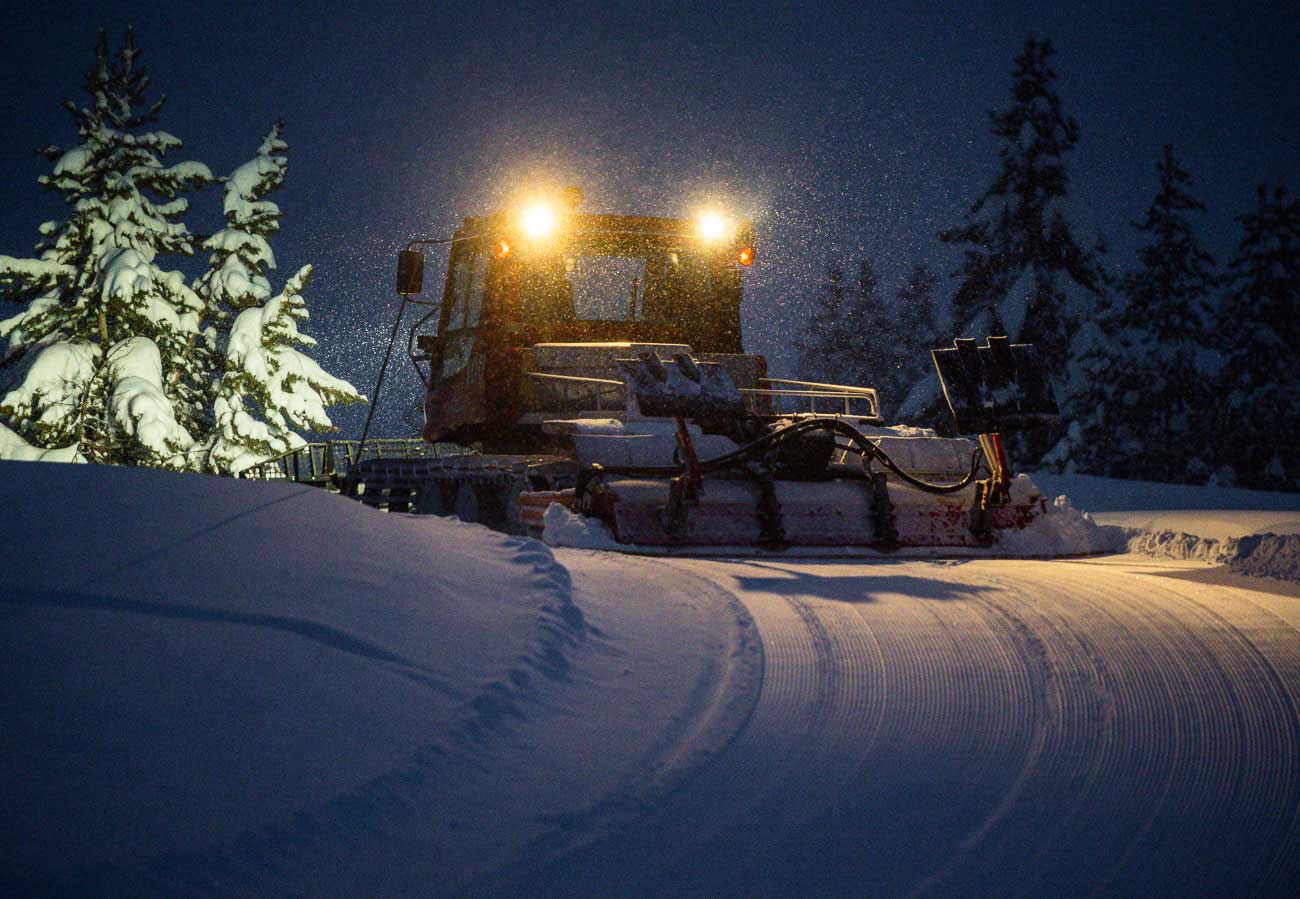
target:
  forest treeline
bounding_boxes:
[798,37,1299,492]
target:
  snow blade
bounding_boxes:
[619,352,745,420]
[932,336,1060,435]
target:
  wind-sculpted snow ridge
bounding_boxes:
[0,460,587,895]
[1126,528,1300,583]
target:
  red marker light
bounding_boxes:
[494,239,511,259]
[737,246,755,266]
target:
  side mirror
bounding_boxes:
[396,249,425,295]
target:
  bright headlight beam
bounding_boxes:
[520,204,557,239]
[696,212,729,241]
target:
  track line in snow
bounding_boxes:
[526,554,1300,897]
[477,551,764,896]
[902,560,1300,897]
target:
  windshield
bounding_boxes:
[518,243,716,324]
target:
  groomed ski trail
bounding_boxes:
[514,554,1300,897]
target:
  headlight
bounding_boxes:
[520,204,557,239]
[695,211,732,242]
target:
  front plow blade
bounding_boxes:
[932,336,1059,435]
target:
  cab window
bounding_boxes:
[445,248,488,332]
[466,251,488,327]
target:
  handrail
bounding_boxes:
[743,381,880,419]
[759,376,879,396]
[236,438,469,483]
[526,372,625,387]
[521,370,882,419]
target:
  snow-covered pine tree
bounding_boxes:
[0,30,212,467]
[798,263,850,383]
[928,36,1106,457]
[196,126,363,475]
[797,258,890,391]
[1093,146,1219,481]
[845,259,893,390]
[1047,147,1218,479]
[195,124,287,331]
[939,37,1105,358]
[883,263,944,420]
[1217,182,1300,490]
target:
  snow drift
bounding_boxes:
[0,462,761,896]
[0,461,585,892]
[1033,471,1300,582]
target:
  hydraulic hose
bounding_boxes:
[575,417,984,501]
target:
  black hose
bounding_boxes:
[576,417,984,500]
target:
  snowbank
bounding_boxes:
[0,461,585,892]
[1030,471,1300,514]
[0,462,760,895]
[542,501,622,550]
[1032,470,1300,582]
[1125,529,1300,583]
[994,493,1122,557]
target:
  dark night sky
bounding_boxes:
[1,0,1296,436]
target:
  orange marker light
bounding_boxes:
[738,246,755,266]
[494,239,511,259]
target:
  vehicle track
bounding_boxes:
[522,554,1300,897]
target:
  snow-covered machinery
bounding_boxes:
[353,193,1060,548]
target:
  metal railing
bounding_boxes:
[523,371,882,422]
[237,438,471,484]
[525,371,626,416]
[745,378,881,420]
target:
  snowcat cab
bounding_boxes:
[399,203,758,451]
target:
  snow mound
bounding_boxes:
[1126,529,1300,583]
[1232,534,1300,581]
[542,501,622,550]
[1031,471,1300,581]
[996,494,1125,557]
[0,461,585,892]
[0,422,82,462]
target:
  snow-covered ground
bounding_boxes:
[3,461,1299,895]
[0,461,758,894]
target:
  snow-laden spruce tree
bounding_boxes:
[883,263,944,421]
[937,37,1106,360]
[905,36,1107,454]
[1217,182,1300,490]
[195,125,362,475]
[797,258,891,393]
[1049,146,1220,481]
[0,30,212,467]
[798,263,850,383]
